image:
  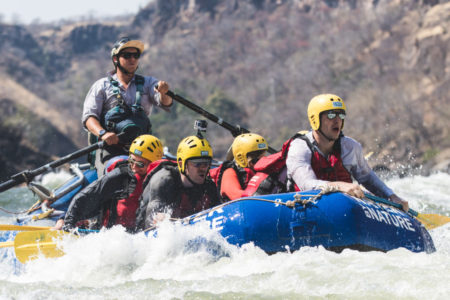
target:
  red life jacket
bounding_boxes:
[175,191,214,218]
[101,157,146,230]
[209,161,254,201]
[114,172,144,228]
[243,132,352,195]
[298,135,352,183]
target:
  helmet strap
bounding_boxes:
[113,55,138,75]
[182,171,208,188]
[117,62,137,75]
[185,173,199,186]
[318,127,336,142]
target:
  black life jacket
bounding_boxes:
[101,74,152,144]
[135,159,177,229]
[135,159,218,228]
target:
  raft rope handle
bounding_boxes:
[142,190,331,232]
[285,185,339,207]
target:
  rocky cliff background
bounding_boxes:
[1,0,449,181]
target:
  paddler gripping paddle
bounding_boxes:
[364,193,450,230]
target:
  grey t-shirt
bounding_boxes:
[82,73,170,128]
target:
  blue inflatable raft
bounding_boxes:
[2,164,436,254]
[182,191,435,253]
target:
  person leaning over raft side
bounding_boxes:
[285,94,409,212]
[213,133,268,201]
[135,135,221,230]
[56,135,164,232]
[82,37,172,176]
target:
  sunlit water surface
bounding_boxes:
[0,172,449,299]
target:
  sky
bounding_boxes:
[1,0,152,24]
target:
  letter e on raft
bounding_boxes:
[211,216,224,231]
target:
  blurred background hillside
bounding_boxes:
[1,0,449,181]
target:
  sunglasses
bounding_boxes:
[326,111,346,120]
[120,52,140,59]
[128,156,147,168]
[189,159,211,168]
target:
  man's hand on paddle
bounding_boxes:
[154,81,173,107]
[389,194,409,212]
[101,132,119,145]
[85,117,119,145]
[155,80,169,95]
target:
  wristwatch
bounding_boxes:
[98,129,106,139]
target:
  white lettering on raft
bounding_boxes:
[191,207,225,231]
[211,216,224,231]
[356,198,415,232]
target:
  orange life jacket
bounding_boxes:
[209,161,254,201]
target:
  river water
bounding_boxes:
[0,172,449,299]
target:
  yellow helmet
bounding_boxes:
[232,133,268,168]
[177,135,213,173]
[111,37,145,58]
[307,94,346,130]
[129,135,163,162]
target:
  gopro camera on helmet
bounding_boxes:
[194,119,208,137]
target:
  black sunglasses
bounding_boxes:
[189,159,211,168]
[326,111,346,120]
[120,52,140,59]
[128,156,146,168]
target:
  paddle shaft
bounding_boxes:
[364,192,418,216]
[167,90,277,154]
[0,141,104,192]
[0,224,51,231]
